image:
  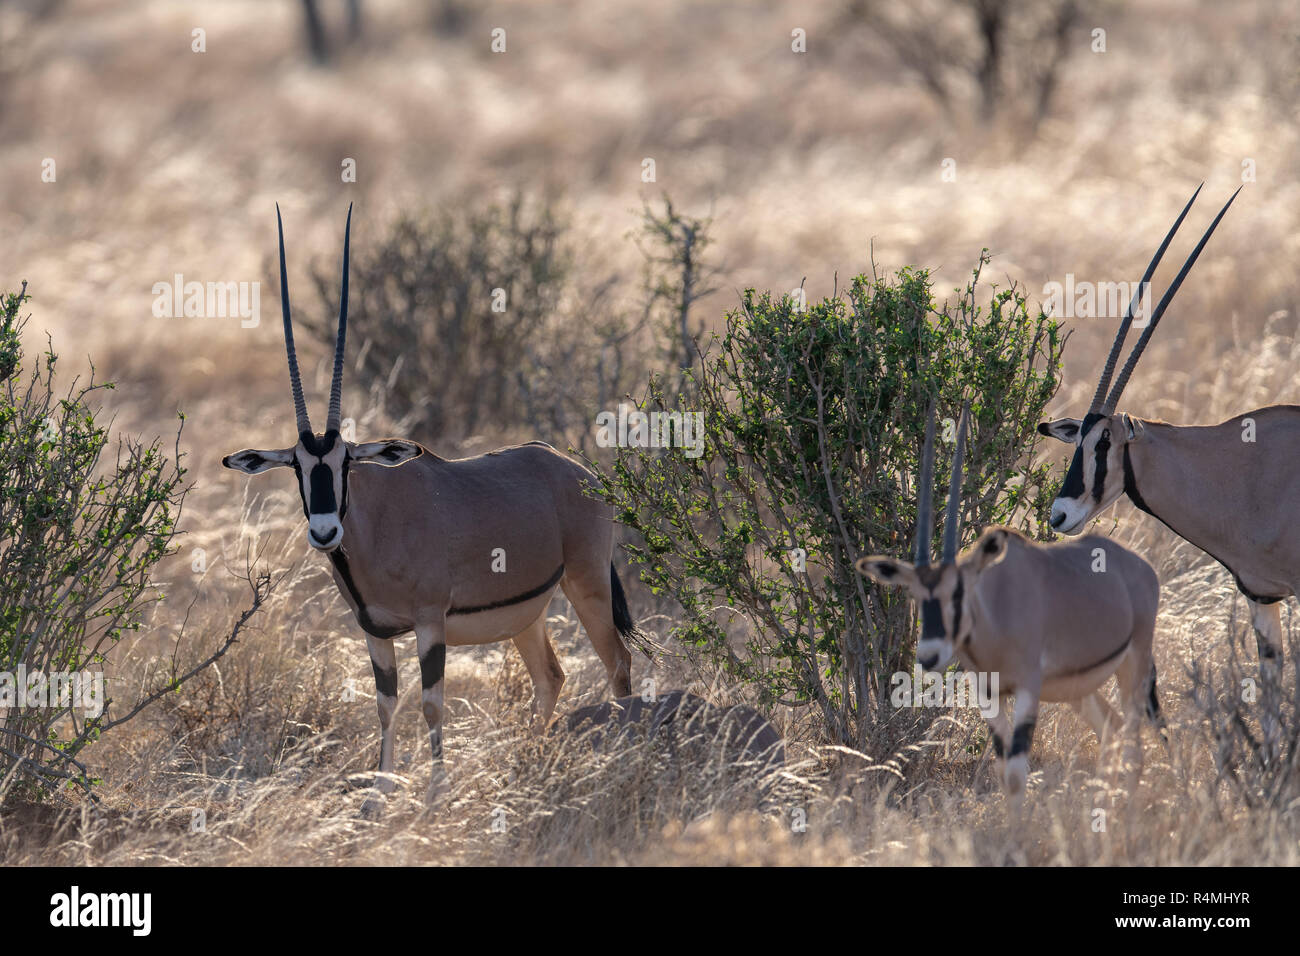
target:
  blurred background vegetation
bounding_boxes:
[1,0,1298,863]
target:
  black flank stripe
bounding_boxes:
[448,564,565,616]
[1060,634,1131,679]
[327,550,411,638]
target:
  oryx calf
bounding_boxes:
[856,406,1162,798]
[222,206,648,808]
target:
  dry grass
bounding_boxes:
[2,0,1300,864]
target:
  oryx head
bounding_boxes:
[222,205,421,553]
[1038,184,1240,534]
[856,404,1004,672]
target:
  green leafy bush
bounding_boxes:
[596,254,1064,745]
[0,287,269,801]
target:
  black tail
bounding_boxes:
[611,564,655,659]
[1145,663,1163,723]
[1146,663,1170,746]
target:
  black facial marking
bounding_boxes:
[919,596,945,641]
[1059,448,1086,500]
[1009,720,1036,758]
[1059,412,1108,502]
[241,453,265,470]
[420,643,447,689]
[309,462,337,514]
[448,564,566,616]
[371,658,398,699]
[1091,428,1111,504]
[291,458,308,519]
[300,429,340,457]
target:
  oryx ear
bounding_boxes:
[968,529,1009,572]
[855,556,920,590]
[1037,418,1081,443]
[222,447,295,474]
[1121,414,1143,441]
[351,439,422,467]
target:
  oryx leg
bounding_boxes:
[1072,692,1120,744]
[985,696,1012,790]
[1004,689,1040,799]
[1247,597,1283,753]
[561,571,632,698]
[362,633,399,815]
[1111,648,1152,798]
[512,609,565,732]
[415,620,448,802]
[1248,597,1284,666]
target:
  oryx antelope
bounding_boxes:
[1035,186,1298,683]
[222,206,648,806]
[856,405,1162,798]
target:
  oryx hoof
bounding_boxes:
[1003,756,1028,798]
[425,768,450,808]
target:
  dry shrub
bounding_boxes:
[1186,602,1300,815]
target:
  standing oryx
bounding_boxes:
[856,405,1162,798]
[1035,185,1298,682]
[222,205,648,807]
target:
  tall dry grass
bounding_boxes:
[1,0,1299,864]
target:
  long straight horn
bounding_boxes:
[325,203,353,434]
[941,403,970,564]
[1088,184,1203,414]
[914,403,938,567]
[277,204,312,435]
[1103,186,1241,413]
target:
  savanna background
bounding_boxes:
[1,0,1298,866]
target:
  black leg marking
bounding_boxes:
[991,733,1005,759]
[1256,631,1280,661]
[420,643,447,690]
[371,658,398,699]
[1009,720,1036,758]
